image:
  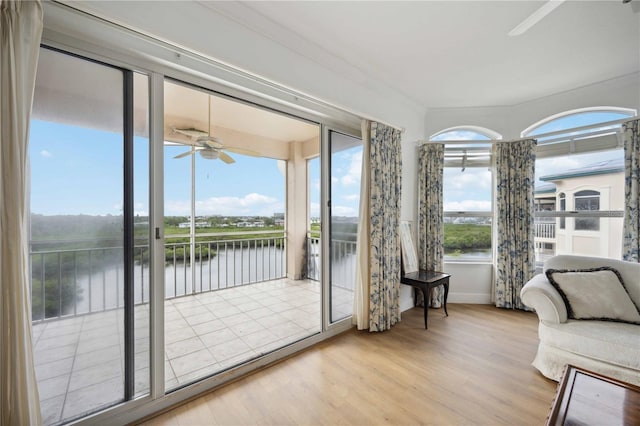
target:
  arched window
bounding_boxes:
[429,125,500,262]
[531,107,631,263]
[522,107,635,142]
[431,125,501,141]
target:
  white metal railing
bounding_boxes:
[30,233,359,323]
[30,234,285,322]
[305,235,357,292]
[534,222,556,239]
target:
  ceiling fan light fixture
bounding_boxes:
[199,149,220,160]
[508,0,565,37]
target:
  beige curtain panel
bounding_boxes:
[1,1,44,424]
[353,120,372,330]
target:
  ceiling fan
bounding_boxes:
[172,97,260,164]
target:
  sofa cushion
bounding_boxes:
[539,320,640,371]
[545,267,640,324]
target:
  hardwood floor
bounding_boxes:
[140,304,557,425]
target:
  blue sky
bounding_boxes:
[29,120,362,218]
[29,110,628,217]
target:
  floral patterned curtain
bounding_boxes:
[494,139,536,310]
[368,122,402,331]
[417,143,444,308]
[623,119,640,262]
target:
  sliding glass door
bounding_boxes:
[28,42,358,426]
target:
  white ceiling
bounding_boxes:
[62,1,640,111]
[223,1,640,109]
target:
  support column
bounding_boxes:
[286,140,308,280]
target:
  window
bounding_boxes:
[433,126,499,262]
[559,193,566,230]
[574,190,600,231]
[529,108,632,263]
[523,108,635,143]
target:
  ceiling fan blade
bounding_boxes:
[225,146,261,157]
[174,150,195,159]
[218,151,236,164]
[173,127,208,139]
[200,136,224,149]
[508,0,565,37]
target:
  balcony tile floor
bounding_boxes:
[33,279,354,425]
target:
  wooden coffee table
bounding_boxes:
[547,365,640,426]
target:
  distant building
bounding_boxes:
[534,158,623,261]
[178,221,209,228]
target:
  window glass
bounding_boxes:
[30,47,133,425]
[432,129,491,141]
[559,193,566,230]
[443,167,492,261]
[527,111,629,136]
[525,110,632,143]
[534,149,623,264]
[574,190,600,231]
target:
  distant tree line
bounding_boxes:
[443,223,491,252]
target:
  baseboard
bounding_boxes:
[401,292,491,311]
[447,292,492,304]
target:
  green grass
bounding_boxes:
[444,223,491,251]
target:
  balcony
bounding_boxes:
[31,234,355,425]
[534,221,556,240]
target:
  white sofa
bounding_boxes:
[520,255,640,386]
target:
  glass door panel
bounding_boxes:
[328,131,362,323]
[29,48,148,424]
[163,80,321,389]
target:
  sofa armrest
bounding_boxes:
[520,273,567,324]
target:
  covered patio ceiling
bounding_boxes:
[32,48,321,161]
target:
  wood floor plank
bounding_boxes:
[139,305,557,425]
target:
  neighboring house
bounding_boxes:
[534,158,624,261]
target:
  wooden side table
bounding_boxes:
[400,270,450,329]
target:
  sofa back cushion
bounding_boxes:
[544,255,640,308]
[545,267,640,324]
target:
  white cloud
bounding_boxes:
[166,193,282,216]
[309,202,320,218]
[444,200,492,211]
[342,193,359,201]
[40,150,52,157]
[445,168,491,191]
[332,205,357,217]
[535,150,620,183]
[134,203,147,217]
[112,202,147,216]
[340,151,362,186]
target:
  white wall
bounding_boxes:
[426,72,640,140]
[425,72,640,304]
